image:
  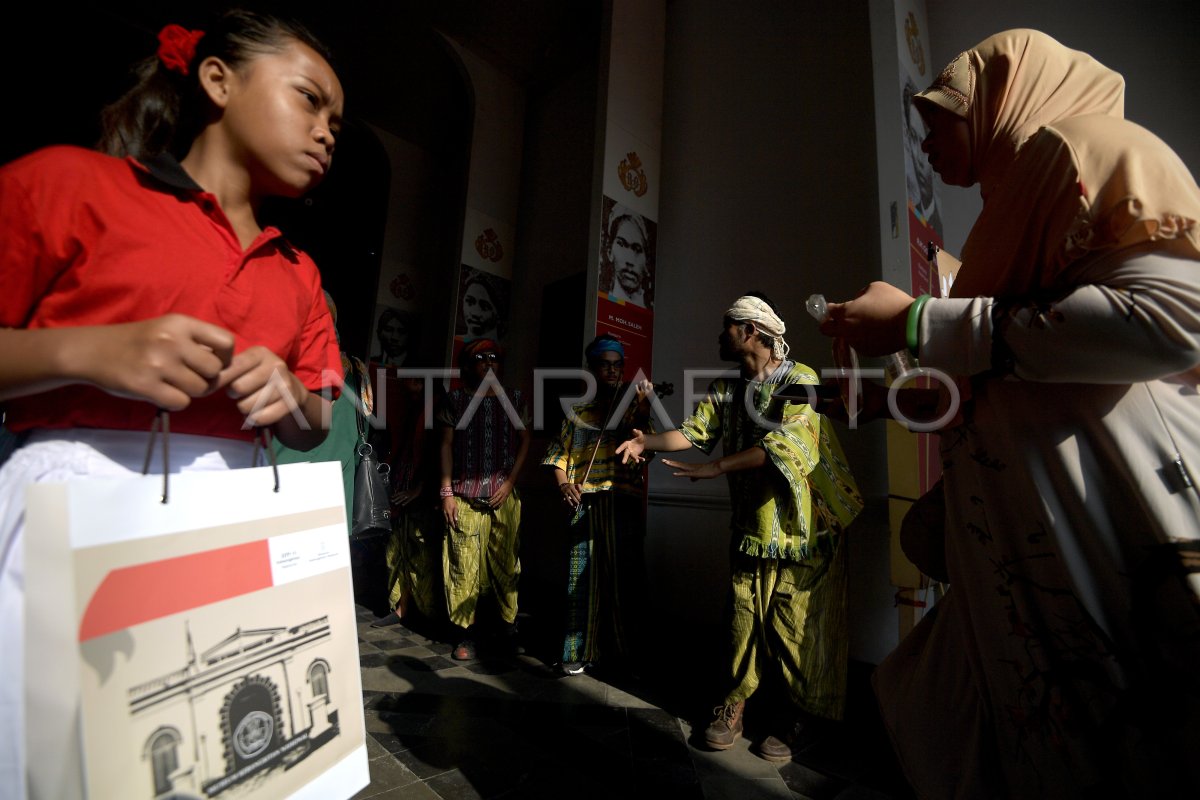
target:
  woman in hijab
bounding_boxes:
[821,30,1200,798]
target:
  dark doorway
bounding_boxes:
[6,7,145,164]
[260,122,390,363]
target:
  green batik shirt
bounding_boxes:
[543,392,654,496]
[679,360,863,561]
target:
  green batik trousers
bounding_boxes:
[724,540,849,720]
[443,491,521,628]
[561,491,647,664]
[385,504,440,618]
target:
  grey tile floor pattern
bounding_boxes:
[347,604,915,800]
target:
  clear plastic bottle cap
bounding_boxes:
[805,294,828,323]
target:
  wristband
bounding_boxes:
[439,485,454,498]
[906,294,931,357]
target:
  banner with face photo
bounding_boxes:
[595,196,656,377]
[891,1,946,504]
[370,304,420,369]
[447,265,511,390]
[455,265,510,346]
[882,0,947,597]
[24,461,369,800]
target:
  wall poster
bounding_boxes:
[447,263,512,387]
[595,195,656,378]
[369,304,420,369]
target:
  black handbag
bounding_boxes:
[352,439,391,537]
[349,359,391,538]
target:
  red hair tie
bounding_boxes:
[157,24,205,76]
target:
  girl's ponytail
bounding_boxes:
[96,31,196,160]
[97,10,331,161]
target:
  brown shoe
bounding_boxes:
[756,714,827,763]
[703,701,745,750]
[756,733,793,763]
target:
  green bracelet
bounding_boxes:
[906,294,931,356]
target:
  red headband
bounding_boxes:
[157,24,205,76]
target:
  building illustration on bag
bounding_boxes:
[125,615,342,798]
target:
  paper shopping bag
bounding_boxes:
[25,461,369,800]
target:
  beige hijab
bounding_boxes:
[916,29,1200,298]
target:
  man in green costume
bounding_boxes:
[617,293,862,762]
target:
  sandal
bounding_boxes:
[452,639,477,661]
[370,611,402,628]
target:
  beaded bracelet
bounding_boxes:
[906,294,932,356]
[439,485,454,498]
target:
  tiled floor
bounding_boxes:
[348,604,914,800]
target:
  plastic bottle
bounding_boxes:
[807,294,860,410]
[882,344,917,383]
[804,293,831,326]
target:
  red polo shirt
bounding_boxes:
[0,146,342,441]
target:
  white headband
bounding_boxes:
[725,296,790,359]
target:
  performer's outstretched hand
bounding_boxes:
[616,429,647,464]
[662,458,722,481]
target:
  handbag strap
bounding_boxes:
[350,357,373,444]
[351,361,389,483]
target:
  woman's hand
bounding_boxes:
[442,494,458,527]
[819,282,914,356]
[392,484,422,507]
[75,314,234,409]
[558,481,583,508]
[662,458,723,481]
[616,428,648,464]
[218,345,308,427]
[488,478,515,509]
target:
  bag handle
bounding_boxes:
[349,358,391,485]
[350,357,374,445]
[141,410,280,503]
[141,409,172,504]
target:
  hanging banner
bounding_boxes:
[892,0,946,497]
[596,196,656,376]
[591,0,665,382]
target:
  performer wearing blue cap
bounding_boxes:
[543,334,656,676]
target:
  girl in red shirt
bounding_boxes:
[0,11,346,793]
